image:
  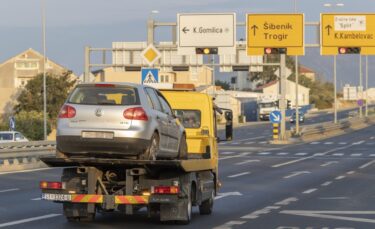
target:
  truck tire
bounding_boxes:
[142,133,159,160]
[178,134,188,159]
[199,191,214,215]
[178,187,192,225]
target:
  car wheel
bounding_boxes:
[178,134,188,160]
[142,133,159,160]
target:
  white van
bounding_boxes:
[0,131,29,143]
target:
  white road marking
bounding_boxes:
[219,152,250,161]
[219,142,227,145]
[0,168,52,175]
[0,188,19,193]
[352,140,365,145]
[214,192,242,200]
[320,161,338,167]
[347,171,356,175]
[321,181,332,186]
[277,152,289,155]
[231,142,240,145]
[235,159,260,165]
[221,152,235,155]
[332,153,344,156]
[359,160,375,169]
[351,153,362,157]
[213,220,246,229]
[274,197,298,206]
[370,136,375,140]
[280,210,375,224]
[238,136,266,141]
[324,142,333,145]
[31,197,42,201]
[302,188,317,194]
[245,141,255,145]
[370,154,375,157]
[258,152,271,155]
[295,152,307,156]
[338,142,348,145]
[310,142,320,145]
[0,214,61,228]
[314,153,325,156]
[283,171,311,179]
[335,175,346,180]
[259,141,268,144]
[227,172,250,178]
[319,197,349,200]
[272,157,312,168]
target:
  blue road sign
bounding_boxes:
[141,68,159,84]
[270,110,282,124]
[9,116,15,131]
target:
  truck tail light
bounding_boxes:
[123,107,148,121]
[58,105,76,119]
[40,181,65,190]
[151,186,180,194]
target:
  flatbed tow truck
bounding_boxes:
[40,90,233,224]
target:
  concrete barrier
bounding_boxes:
[0,156,49,173]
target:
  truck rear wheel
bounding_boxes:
[199,191,214,215]
[178,186,192,225]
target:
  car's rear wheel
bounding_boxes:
[178,134,188,160]
[142,133,159,160]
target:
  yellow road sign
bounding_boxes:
[321,14,375,55]
[141,44,161,66]
[247,14,305,56]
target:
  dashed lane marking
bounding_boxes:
[274,197,298,206]
[335,175,346,180]
[370,154,375,157]
[258,152,271,155]
[227,172,251,178]
[295,152,308,156]
[283,171,311,179]
[277,152,289,155]
[321,181,332,186]
[0,214,61,228]
[338,142,348,145]
[320,161,338,167]
[245,141,255,145]
[332,153,344,156]
[310,142,320,145]
[319,197,349,200]
[351,153,362,157]
[352,140,365,145]
[324,142,333,145]
[219,152,250,161]
[303,188,317,194]
[347,171,356,175]
[221,152,235,155]
[31,197,42,201]
[0,188,19,193]
[235,159,260,165]
[359,160,375,169]
[213,220,247,229]
[259,141,268,144]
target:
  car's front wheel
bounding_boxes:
[142,133,159,160]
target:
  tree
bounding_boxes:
[215,80,230,90]
[15,111,52,140]
[14,71,76,127]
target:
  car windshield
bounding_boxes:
[0,133,13,141]
[68,86,140,106]
[174,110,201,129]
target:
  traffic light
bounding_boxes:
[196,48,218,55]
[287,100,291,109]
[264,48,287,55]
[338,47,361,54]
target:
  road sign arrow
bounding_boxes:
[271,112,280,122]
[215,192,243,200]
[325,25,332,36]
[251,25,259,36]
[182,27,190,34]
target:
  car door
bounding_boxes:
[144,88,169,154]
[157,92,180,154]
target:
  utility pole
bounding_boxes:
[294,0,300,134]
[280,54,287,140]
[359,55,363,118]
[365,55,368,117]
[84,46,90,83]
[42,0,47,140]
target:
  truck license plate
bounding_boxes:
[42,193,71,201]
[81,131,114,139]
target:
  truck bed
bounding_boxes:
[41,156,216,172]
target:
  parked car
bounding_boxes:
[56,83,187,160]
[290,112,305,123]
[0,131,29,143]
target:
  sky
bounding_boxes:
[0,0,375,87]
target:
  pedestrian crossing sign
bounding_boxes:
[141,68,159,84]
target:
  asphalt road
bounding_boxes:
[0,119,375,228]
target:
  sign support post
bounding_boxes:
[359,55,363,118]
[280,54,287,141]
[366,55,369,117]
[333,55,337,124]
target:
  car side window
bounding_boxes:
[157,94,173,116]
[15,133,22,140]
[145,88,162,112]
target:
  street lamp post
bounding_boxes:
[41,0,47,140]
[324,2,344,124]
[294,0,300,134]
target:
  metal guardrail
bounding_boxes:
[293,115,375,140]
[0,141,56,159]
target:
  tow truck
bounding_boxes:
[40,89,233,224]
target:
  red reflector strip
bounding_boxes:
[71,194,103,203]
[115,195,149,204]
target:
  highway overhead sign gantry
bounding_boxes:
[178,13,236,55]
[321,14,375,55]
[246,14,305,56]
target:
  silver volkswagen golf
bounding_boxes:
[56,82,187,160]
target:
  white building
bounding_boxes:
[256,80,310,107]
[343,84,363,101]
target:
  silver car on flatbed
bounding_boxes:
[56,82,187,160]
